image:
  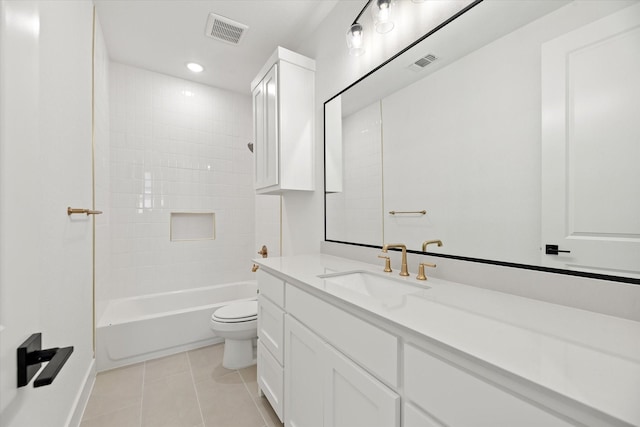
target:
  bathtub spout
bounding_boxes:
[251,264,259,272]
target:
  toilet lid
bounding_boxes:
[212,300,257,322]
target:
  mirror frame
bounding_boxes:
[323,0,640,286]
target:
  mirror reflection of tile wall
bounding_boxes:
[326,101,383,246]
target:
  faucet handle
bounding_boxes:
[377,255,392,273]
[416,262,436,281]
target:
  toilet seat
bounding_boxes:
[212,300,257,323]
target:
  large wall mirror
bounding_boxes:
[325,0,640,283]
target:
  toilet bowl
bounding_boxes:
[209,300,258,369]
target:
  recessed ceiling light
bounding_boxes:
[186,62,204,73]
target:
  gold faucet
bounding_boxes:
[416,262,436,281]
[422,240,443,251]
[377,255,392,272]
[251,264,260,272]
[417,240,442,280]
[382,243,409,277]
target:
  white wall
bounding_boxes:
[106,63,254,300]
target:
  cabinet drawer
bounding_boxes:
[257,341,283,422]
[258,295,284,364]
[404,344,573,427]
[286,284,398,387]
[257,270,284,307]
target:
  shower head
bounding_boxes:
[247,142,254,153]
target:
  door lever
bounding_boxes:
[545,244,571,255]
[17,333,74,388]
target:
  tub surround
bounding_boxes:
[254,254,640,426]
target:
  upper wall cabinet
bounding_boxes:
[251,47,315,194]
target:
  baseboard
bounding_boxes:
[66,358,96,427]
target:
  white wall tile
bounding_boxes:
[102,62,254,299]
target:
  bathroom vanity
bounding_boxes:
[255,254,640,427]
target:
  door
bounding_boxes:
[541,4,640,278]
[253,64,279,190]
[323,343,399,427]
[0,2,95,426]
[284,316,323,427]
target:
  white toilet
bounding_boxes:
[209,300,258,369]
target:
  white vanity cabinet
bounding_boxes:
[256,263,617,427]
[285,316,400,427]
[256,270,285,422]
[251,47,315,194]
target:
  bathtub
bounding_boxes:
[96,281,257,372]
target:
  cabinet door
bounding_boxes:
[285,316,324,427]
[257,341,284,422]
[324,343,400,427]
[252,78,266,189]
[255,63,278,189]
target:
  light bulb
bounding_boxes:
[186,62,204,73]
[346,23,365,57]
[372,0,394,34]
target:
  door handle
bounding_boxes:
[17,333,74,388]
[545,244,571,255]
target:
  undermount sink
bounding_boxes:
[318,270,427,300]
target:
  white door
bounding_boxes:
[323,343,399,427]
[541,4,640,278]
[284,316,323,427]
[0,2,95,426]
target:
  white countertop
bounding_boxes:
[255,254,640,426]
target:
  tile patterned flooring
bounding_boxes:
[80,344,283,427]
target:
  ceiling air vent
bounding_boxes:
[408,54,438,72]
[205,13,248,45]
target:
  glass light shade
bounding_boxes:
[346,23,365,56]
[372,0,395,34]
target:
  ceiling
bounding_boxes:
[95,0,341,94]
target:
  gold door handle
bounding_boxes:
[67,207,103,216]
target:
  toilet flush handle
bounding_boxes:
[257,245,268,258]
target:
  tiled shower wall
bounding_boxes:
[107,63,254,300]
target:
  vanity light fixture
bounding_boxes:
[346,0,399,56]
[186,62,204,73]
[372,0,395,34]
[346,23,366,56]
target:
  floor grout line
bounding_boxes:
[139,361,146,427]
[238,365,271,427]
[186,349,206,427]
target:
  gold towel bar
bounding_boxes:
[388,210,426,215]
[67,207,103,216]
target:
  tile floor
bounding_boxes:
[80,344,283,427]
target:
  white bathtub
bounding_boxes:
[96,281,257,372]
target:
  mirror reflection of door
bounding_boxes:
[541,4,640,278]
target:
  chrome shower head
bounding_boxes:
[247,142,254,153]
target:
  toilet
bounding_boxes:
[209,300,258,369]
